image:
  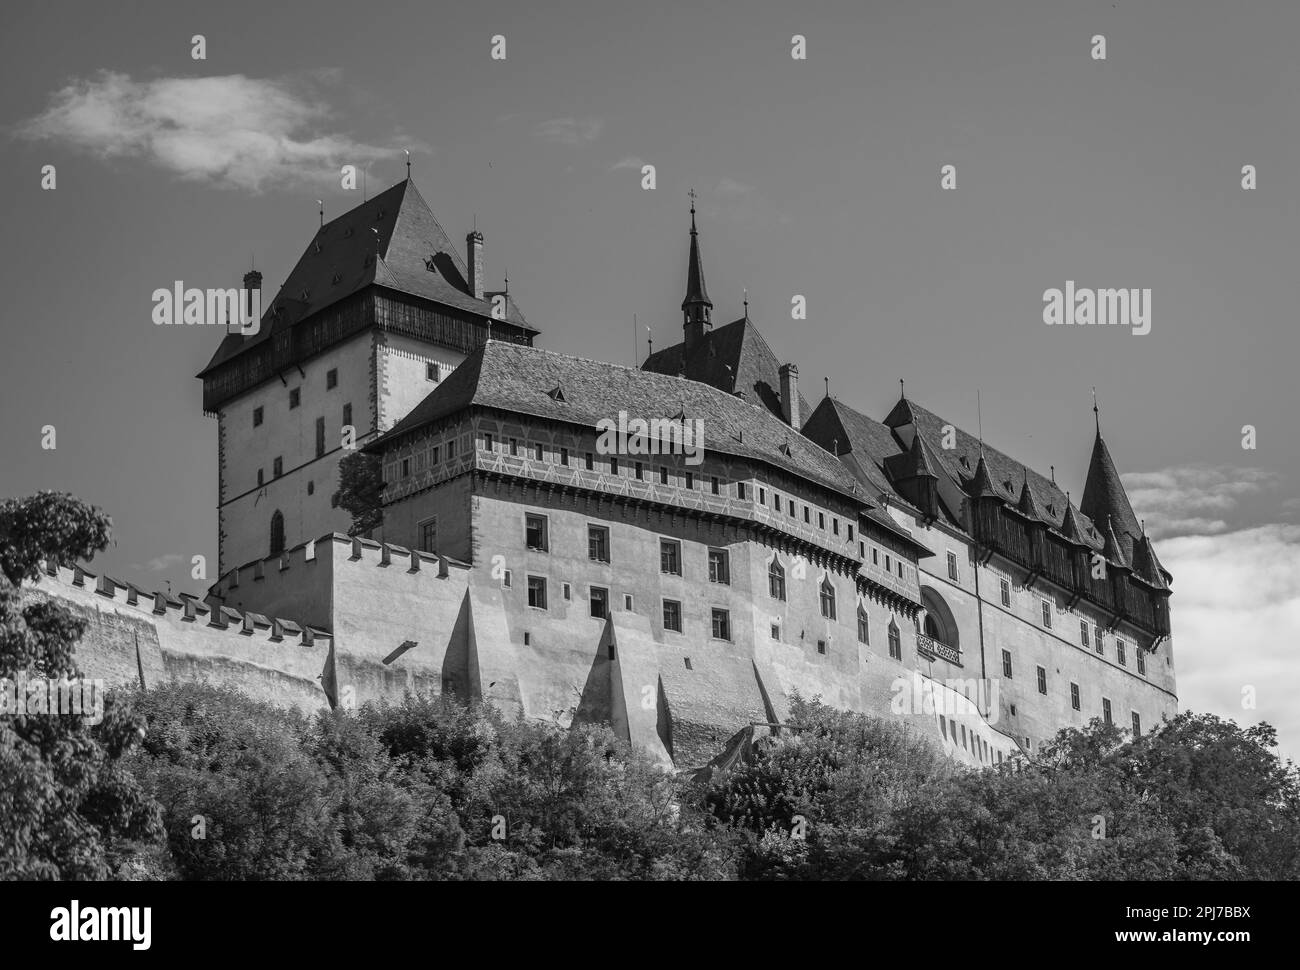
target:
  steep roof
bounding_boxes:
[800,396,902,499]
[374,341,866,502]
[1079,429,1143,563]
[682,206,711,310]
[200,179,534,376]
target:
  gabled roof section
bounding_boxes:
[1102,516,1129,569]
[200,179,535,376]
[886,431,940,482]
[1079,429,1142,563]
[374,342,865,502]
[1014,469,1044,521]
[1060,497,1088,546]
[800,396,904,500]
[641,317,811,423]
[1130,530,1171,590]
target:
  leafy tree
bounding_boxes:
[0,492,163,879]
[332,450,383,536]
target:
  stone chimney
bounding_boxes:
[242,270,262,328]
[466,230,485,301]
[780,363,800,429]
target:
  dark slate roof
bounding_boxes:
[885,430,940,482]
[1079,430,1143,563]
[682,208,711,309]
[374,341,866,502]
[200,179,534,376]
[883,398,1111,554]
[641,317,811,423]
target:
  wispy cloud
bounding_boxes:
[1124,464,1279,539]
[610,156,644,170]
[715,176,754,198]
[535,117,602,146]
[14,71,404,191]
[142,553,185,572]
[1159,523,1300,762]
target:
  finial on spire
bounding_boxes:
[743,288,749,320]
[1050,465,1056,483]
[1092,386,1100,433]
[316,199,323,228]
[899,378,905,401]
[824,376,830,399]
[405,149,411,180]
[504,268,509,295]
[688,188,698,231]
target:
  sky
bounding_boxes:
[1,0,1297,758]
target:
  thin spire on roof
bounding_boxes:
[1092,386,1100,434]
[316,199,323,228]
[824,376,830,399]
[743,288,749,320]
[899,378,905,401]
[405,149,411,180]
[682,189,711,312]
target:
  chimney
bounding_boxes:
[242,270,262,328]
[780,363,800,429]
[466,231,484,301]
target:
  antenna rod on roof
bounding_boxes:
[632,313,638,367]
[316,200,323,228]
[977,389,984,452]
[362,167,367,201]
[1092,386,1100,433]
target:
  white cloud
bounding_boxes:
[1160,524,1300,763]
[610,155,644,170]
[1123,464,1278,539]
[15,71,402,191]
[142,553,185,572]
[535,117,602,146]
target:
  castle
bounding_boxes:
[36,178,1177,769]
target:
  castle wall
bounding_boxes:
[376,331,466,433]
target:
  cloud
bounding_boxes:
[1159,524,1300,763]
[14,71,403,191]
[610,156,644,170]
[142,553,185,572]
[534,117,602,146]
[1123,464,1279,540]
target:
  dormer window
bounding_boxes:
[424,255,437,272]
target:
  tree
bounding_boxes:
[0,492,163,879]
[333,450,383,536]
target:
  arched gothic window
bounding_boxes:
[270,510,286,557]
[769,559,786,601]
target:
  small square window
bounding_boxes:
[585,452,594,471]
[273,456,283,477]
[588,525,610,563]
[947,551,958,582]
[502,570,512,589]
[624,593,634,611]
[590,586,609,619]
[635,461,643,480]
[563,582,572,600]
[708,548,730,585]
[533,442,544,461]
[527,576,548,610]
[1000,578,1010,607]
[817,640,827,655]
[659,466,669,485]
[253,406,264,427]
[684,471,694,489]
[771,622,781,641]
[660,539,681,575]
[561,447,569,466]
[711,476,719,495]
[426,362,440,381]
[289,388,301,409]
[326,368,338,390]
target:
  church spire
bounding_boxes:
[682,190,712,351]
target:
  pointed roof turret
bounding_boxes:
[1079,419,1142,562]
[1130,524,1171,590]
[1015,466,1044,521]
[1060,493,1088,545]
[1102,515,1130,569]
[967,452,999,499]
[898,431,939,480]
[682,191,711,312]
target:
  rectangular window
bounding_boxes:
[1002,649,1012,678]
[419,517,437,554]
[788,499,795,516]
[872,548,879,566]
[426,362,440,381]
[684,471,694,490]
[315,416,326,458]
[897,562,904,578]
[710,476,719,495]
[1071,683,1080,711]
[562,582,571,601]
[590,586,609,619]
[663,599,682,633]
[624,593,634,611]
[1103,698,1112,726]
[708,548,730,585]
[253,406,264,427]
[859,541,865,558]
[947,551,958,582]
[401,458,410,477]
[711,608,731,641]
[759,487,766,504]
[1116,639,1127,666]
[771,622,781,641]
[527,576,547,610]
[769,561,786,601]
[773,491,780,511]
[817,640,827,655]
[274,456,283,478]
[817,511,825,529]
[342,403,352,429]
[510,438,518,456]
[847,524,854,541]
[635,461,643,480]
[660,539,681,575]
[885,554,892,571]
[1137,650,1146,676]
[447,439,455,459]
[737,482,746,500]
[1131,712,1141,736]
[560,447,569,466]
[1094,626,1104,655]
[588,525,610,563]
[257,468,264,486]
[1041,599,1052,628]
[289,387,300,409]
[585,452,594,471]
[820,582,836,620]
[833,518,840,536]
[431,445,440,464]
[502,570,512,588]
[326,368,338,390]
[525,514,548,552]
[1080,620,1090,647]
[1000,578,1010,607]
[483,432,494,451]
[857,611,869,644]
[533,443,544,461]
[1036,665,1047,695]
[888,625,901,660]
[659,466,669,485]
[610,457,619,475]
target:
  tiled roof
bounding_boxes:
[642,317,811,423]
[200,179,534,375]
[374,341,866,502]
[1080,430,1143,563]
